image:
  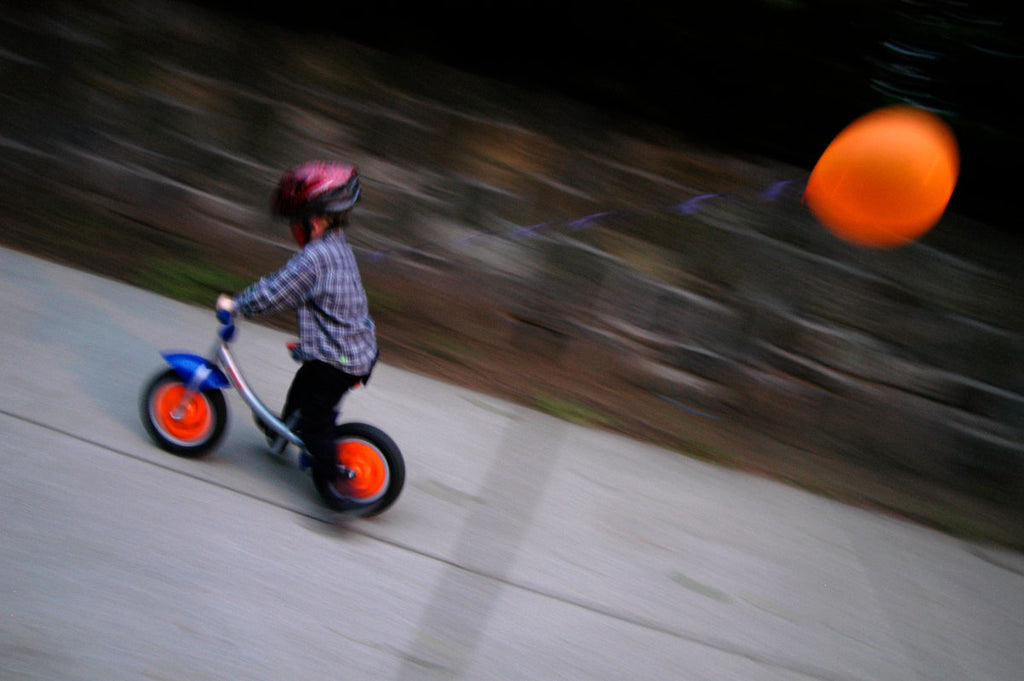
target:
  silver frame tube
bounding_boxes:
[217,342,304,448]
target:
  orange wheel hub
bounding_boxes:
[334,441,388,499]
[153,384,213,443]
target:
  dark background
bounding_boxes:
[198,0,1022,232]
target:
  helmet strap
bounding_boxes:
[290,221,311,246]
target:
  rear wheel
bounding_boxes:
[140,368,227,457]
[312,422,404,517]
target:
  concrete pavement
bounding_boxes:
[1,244,1022,680]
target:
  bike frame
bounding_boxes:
[161,313,305,451]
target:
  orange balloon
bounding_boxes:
[804,106,959,248]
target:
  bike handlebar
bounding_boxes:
[216,308,236,342]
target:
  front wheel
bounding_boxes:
[140,368,227,457]
[312,422,405,517]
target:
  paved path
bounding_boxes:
[1,245,1022,680]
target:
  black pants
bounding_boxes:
[282,361,368,481]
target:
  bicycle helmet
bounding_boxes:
[272,160,361,245]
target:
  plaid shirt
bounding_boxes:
[234,229,378,376]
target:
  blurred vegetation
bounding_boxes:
[132,257,252,307]
[531,393,615,428]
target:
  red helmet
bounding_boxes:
[272,161,361,245]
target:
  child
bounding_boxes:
[217,160,378,485]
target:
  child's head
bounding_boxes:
[300,211,350,243]
[323,211,350,229]
[272,161,361,246]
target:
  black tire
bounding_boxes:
[140,368,227,457]
[312,422,405,517]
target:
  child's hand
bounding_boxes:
[216,294,236,315]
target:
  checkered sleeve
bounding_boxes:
[233,251,315,317]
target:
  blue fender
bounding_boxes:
[161,352,231,390]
